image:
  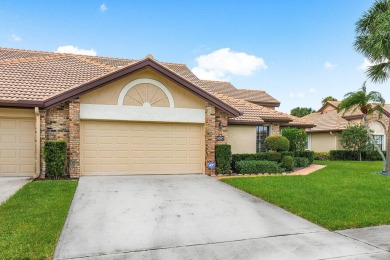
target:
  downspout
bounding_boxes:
[34,107,40,179]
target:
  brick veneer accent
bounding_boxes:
[205,104,229,175]
[272,123,281,135]
[68,99,80,178]
[39,99,81,178]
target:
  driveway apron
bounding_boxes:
[54,175,388,259]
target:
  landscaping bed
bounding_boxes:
[0,180,77,259]
[222,161,390,230]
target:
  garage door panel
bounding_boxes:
[0,118,34,177]
[81,121,204,175]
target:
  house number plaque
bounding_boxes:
[216,134,225,141]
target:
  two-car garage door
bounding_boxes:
[80,121,204,175]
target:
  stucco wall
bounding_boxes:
[227,125,256,154]
[310,132,339,152]
[80,68,206,109]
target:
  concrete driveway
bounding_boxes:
[54,175,389,259]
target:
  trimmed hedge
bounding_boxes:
[264,135,290,152]
[294,157,310,168]
[44,140,67,178]
[330,150,386,161]
[236,160,280,174]
[294,151,314,164]
[281,151,294,158]
[281,156,294,171]
[231,152,282,171]
[314,152,330,161]
[281,127,307,152]
[215,144,232,175]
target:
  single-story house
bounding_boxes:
[303,101,390,152]
[0,47,314,178]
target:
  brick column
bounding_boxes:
[69,99,80,178]
[205,104,216,175]
[39,110,46,178]
[272,123,281,135]
[215,109,228,145]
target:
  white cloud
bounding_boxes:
[100,3,108,12]
[309,88,316,93]
[10,34,22,42]
[324,61,335,70]
[357,58,374,71]
[191,48,267,81]
[56,45,97,56]
[290,92,305,98]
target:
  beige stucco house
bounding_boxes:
[303,101,390,152]
[0,47,313,178]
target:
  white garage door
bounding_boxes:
[80,120,205,175]
[0,118,35,176]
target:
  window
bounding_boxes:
[373,135,384,150]
[256,126,270,152]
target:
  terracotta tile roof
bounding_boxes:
[0,47,314,127]
[303,110,349,132]
[281,115,316,128]
[201,80,280,106]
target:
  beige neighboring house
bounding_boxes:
[303,101,390,152]
[0,47,313,178]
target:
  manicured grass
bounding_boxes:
[0,180,77,259]
[222,161,390,230]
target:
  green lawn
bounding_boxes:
[0,180,77,259]
[222,161,390,230]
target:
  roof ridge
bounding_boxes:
[201,79,230,83]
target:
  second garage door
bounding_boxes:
[81,121,204,175]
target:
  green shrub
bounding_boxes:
[231,152,282,171]
[314,152,330,161]
[294,151,314,164]
[236,160,280,174]
[330,150,386,161]
[281,156,294,171]
[264,135,290,152]
[215,144,232,175]
[281,127,307,152]
[294,157,310,168]
[44,140,67,178]
[281,151,294,158]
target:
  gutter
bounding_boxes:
[34,107,40,179]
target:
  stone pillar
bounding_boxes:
[215,109,228,145]
[205,104,216,175]
[39,110,46,178]
[69,99,80,178]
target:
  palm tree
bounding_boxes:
[354,0,390,173]
[338,83,387,172]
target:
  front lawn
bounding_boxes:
[222,161,390,230]
[0,180,77,259]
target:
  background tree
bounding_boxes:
[339,124,370,161]
[321,96,338,105]
[355,0,390,172]
[282,127,307,152]
[337,83,387,171]
[290,107,316,117]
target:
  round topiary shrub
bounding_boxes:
[281,155,294,171]
[264,135,290,152]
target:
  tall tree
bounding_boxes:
[321,96,337,105]
[339,124,370,161]
[337,83,387,172]
[290,107,316,117]
[355,0,390,173]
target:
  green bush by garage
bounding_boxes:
[330,150,386,161]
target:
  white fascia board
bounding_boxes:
[80,104,205,123]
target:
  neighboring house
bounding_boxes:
[0,47,313,178]
[303,101,390,152]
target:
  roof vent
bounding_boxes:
[146,54,154,59]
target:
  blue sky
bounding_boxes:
[1,0,388,113]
